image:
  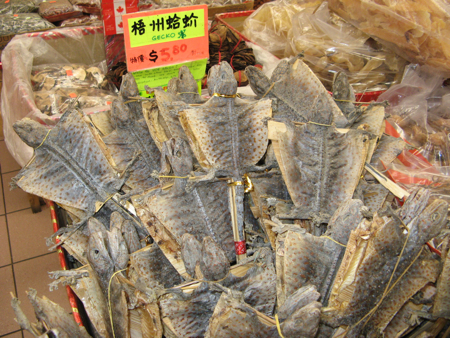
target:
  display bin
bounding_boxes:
[1,25,105,168]
[48,201,89,329]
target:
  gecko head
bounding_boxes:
[163,138,193,177]
[110,99,132,128]
[87,230,114,278]
[176,66,198,95]
[207,62,237,97]
[418,198,448,239]
[167,66,198,96]
[13,118,49,148]
[120,73,139,99]
[245,66,271,97]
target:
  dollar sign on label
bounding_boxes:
[149,50,158,62]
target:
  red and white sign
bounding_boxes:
[102,0,138,36]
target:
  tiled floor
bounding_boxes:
[0,135,72,337]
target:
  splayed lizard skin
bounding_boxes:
[370,134,410,171]
[273,117,370,223]
[276,199,364,307]
[245,58,348,127]
[145,138,235,261]
[119,72,142,120]
[26,288,91,338]
[159,282,222,338]
[129,243,183,289]
[87,218,129,338]
[180,234,230,281]
[221,248,277,316]
[87,221,114,291]
[167,66,203,104]
[153,66,204,144]
[58,266,113,338]
[332,72,363,125]
[364,250,440,337]
[103,98,160,192]
[205,287,321,338]
[179,62,272,255]
[181,233,202,278]
[59,229,89,265]
[324,191,448,336]
[12,111,140,229]
[144,67,203,150]
[200,236,230,281]
[110,211,141,254]
[433,239,450,319]
[354,180,389,214]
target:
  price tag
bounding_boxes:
[123,5,208,72]
[132,59,207,98]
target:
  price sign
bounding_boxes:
[123,5,208,72]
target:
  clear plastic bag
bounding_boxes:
[243,0,317,59]
[1,26,107,166]
[59,14,101,27]
[140,0,246,10]
[243,0,407,91]
[70,0,100,14]
[39,0,82,22]
[31,63,107,91]
[0,0,38,14]
[34,87,116,117]
[0,13,55,35]
[328,0,450,72]
[379,64,450,175]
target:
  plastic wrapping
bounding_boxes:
[31,63,107,91]
[34,87,116,118]
[0,0,38,14]
[0,13,55,35]
[139,0,246,10]
[1,25,107,167]
[373,65,450,202]
[243,0,407,91]
[328,0,450,73]
[243,0,318,58]
[70,0,100,14]
[39,0,83,22]
[59,14,101,27]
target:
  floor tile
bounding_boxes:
[8,206,53,263]
[2,331,22,338]
[0,266,19,336]
[14,254,72,325]
[0,215,11,266]
[2,171,30,214]
[0,112,4,141]
[0,141,21,174]
[0,178,5,216]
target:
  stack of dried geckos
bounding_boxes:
[9,60,450,338]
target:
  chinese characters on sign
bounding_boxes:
[123,5,208,72]
[124,7,205,48]
[130,13,198,35]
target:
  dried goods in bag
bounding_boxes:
[243,0,407,91]
[39,0,82,22]
[0,13,55,35]
[329,0,450,72]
